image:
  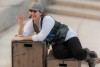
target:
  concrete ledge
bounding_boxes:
[46,5,100,20]
[52,0,100,10]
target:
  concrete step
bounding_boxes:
[52,0,100,10]
[0,0,24,6]
[46,5,100,20]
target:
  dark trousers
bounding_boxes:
[52,37,87,60]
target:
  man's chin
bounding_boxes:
[29,15,32,18]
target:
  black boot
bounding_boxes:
[84,48,98,58]
[85,51,95,67]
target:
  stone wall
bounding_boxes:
[0,0,34,33]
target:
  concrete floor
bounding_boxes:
[0,13,100,67]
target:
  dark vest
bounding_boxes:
[33,14,69,44]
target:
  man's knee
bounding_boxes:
[73,49,87,60]
[52,44,69,59]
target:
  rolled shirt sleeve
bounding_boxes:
[23,19,35,36]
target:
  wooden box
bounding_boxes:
[47,51,81,67]
[12,40,47,67]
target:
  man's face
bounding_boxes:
[29,9,42,21]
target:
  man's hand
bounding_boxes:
[16,15,25,26]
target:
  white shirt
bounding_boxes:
[22,15,77,41]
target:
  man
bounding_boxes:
[14,2,97,67]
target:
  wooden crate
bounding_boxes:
[47,51,81,67]
[12,40,47,67]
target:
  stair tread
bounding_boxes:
[47,5,100,16]
[54,0,100,7]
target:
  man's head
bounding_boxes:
[29,3,44,13]
[29,3,44,21]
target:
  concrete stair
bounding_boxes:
[46,0,100,20]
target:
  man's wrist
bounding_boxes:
[15,34,23,37]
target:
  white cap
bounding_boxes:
[29,3,44,12]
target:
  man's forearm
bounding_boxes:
[13,36,32,41]
[18,25,24,35]
[23,36,32,40]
